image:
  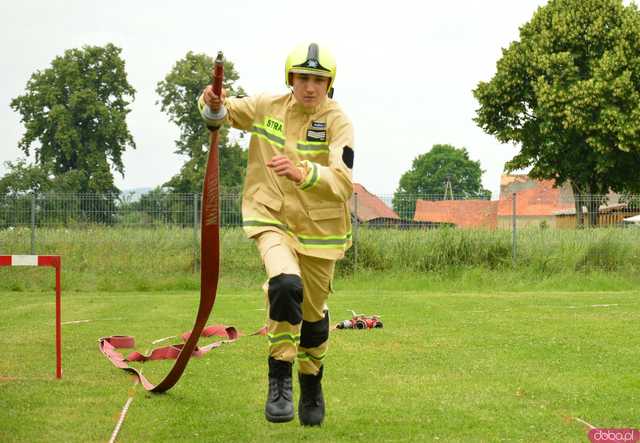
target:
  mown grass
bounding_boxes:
[0,287,638,442]
[1,226,639,292]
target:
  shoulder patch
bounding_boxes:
[342,146,354,169]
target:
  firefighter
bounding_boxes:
[198,43,354,426]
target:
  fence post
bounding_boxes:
[30,193,36,254]
[512,192,516,267]
[353,192,359,273]
[193,193,198,274]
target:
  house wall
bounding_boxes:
[555,211,640,229]
[497,215,556,229]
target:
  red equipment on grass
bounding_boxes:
[99,52,225,392]
[0,255,62,378]
[335,310,383,330]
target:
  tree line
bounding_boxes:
[2,45,246,223]
[2,0,640,227]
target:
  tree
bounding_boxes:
[10,43,136,195]
[474,0,640,226]
[0,159,51,196]
[0,160,49,227]
[0,159,120,226]
[392,144,490,219]
[156,51,247,194]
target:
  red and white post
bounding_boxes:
[0,255,62,378]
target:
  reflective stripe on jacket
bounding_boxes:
[198,92,354,260]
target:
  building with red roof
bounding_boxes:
[413,199,498,229]
[497,175,575,228]
[350,183,400,225]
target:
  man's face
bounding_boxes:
[291,73,330,108]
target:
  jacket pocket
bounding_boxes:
[253,186,283,212]
[309,206,343,221]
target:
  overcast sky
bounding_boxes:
[0,0,555,198]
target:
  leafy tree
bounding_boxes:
[10,43,136,196]
[156,51,247,194]
[0,159,51,196]
[122,187,190,226]
[392,144,490,219]
[474,0,640,226]
[0,158,102,196]
[121,186,243,228]
[0,159,120,226]
[0,160,48,227]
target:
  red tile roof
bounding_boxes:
[410,175,621,227]
[351,183,399,222]
[414,200,498,229]
[497,175,574,216]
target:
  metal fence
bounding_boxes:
[1,191,639,271]
[0,192,243,229]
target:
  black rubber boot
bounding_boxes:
[265,357,294,423]
[298,366,325,426]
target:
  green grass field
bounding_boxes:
[1,283,638,442]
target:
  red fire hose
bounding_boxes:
[100,52,225,392]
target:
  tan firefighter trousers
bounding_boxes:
[255,230,335,375]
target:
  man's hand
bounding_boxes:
[267,155,304,184]
[203,85,227,112]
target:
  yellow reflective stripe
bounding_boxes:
[297,230,352,245]
[251,125,285,148]
[298,242,348,250]
[297,351,326,361]
[244,213,352,250]
[299,238,347,245]
[296,231,352,249]
[304,244,347,250]
[300,162,319,191]
[296,140,329,155]
[297,231,352,241]
[197,95,205,113]
[268,332,300,345]
[243,217,294,235]
[243,217,351,250]
[253,116,285,148]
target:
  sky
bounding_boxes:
[0,0,553,199]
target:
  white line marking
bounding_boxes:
[573,417,596,429]
[531,304,622,310]
[109,380,138,443]
[61,320,91,325]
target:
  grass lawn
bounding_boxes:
[0,285,638,442]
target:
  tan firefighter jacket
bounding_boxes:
[198,92,354,260]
